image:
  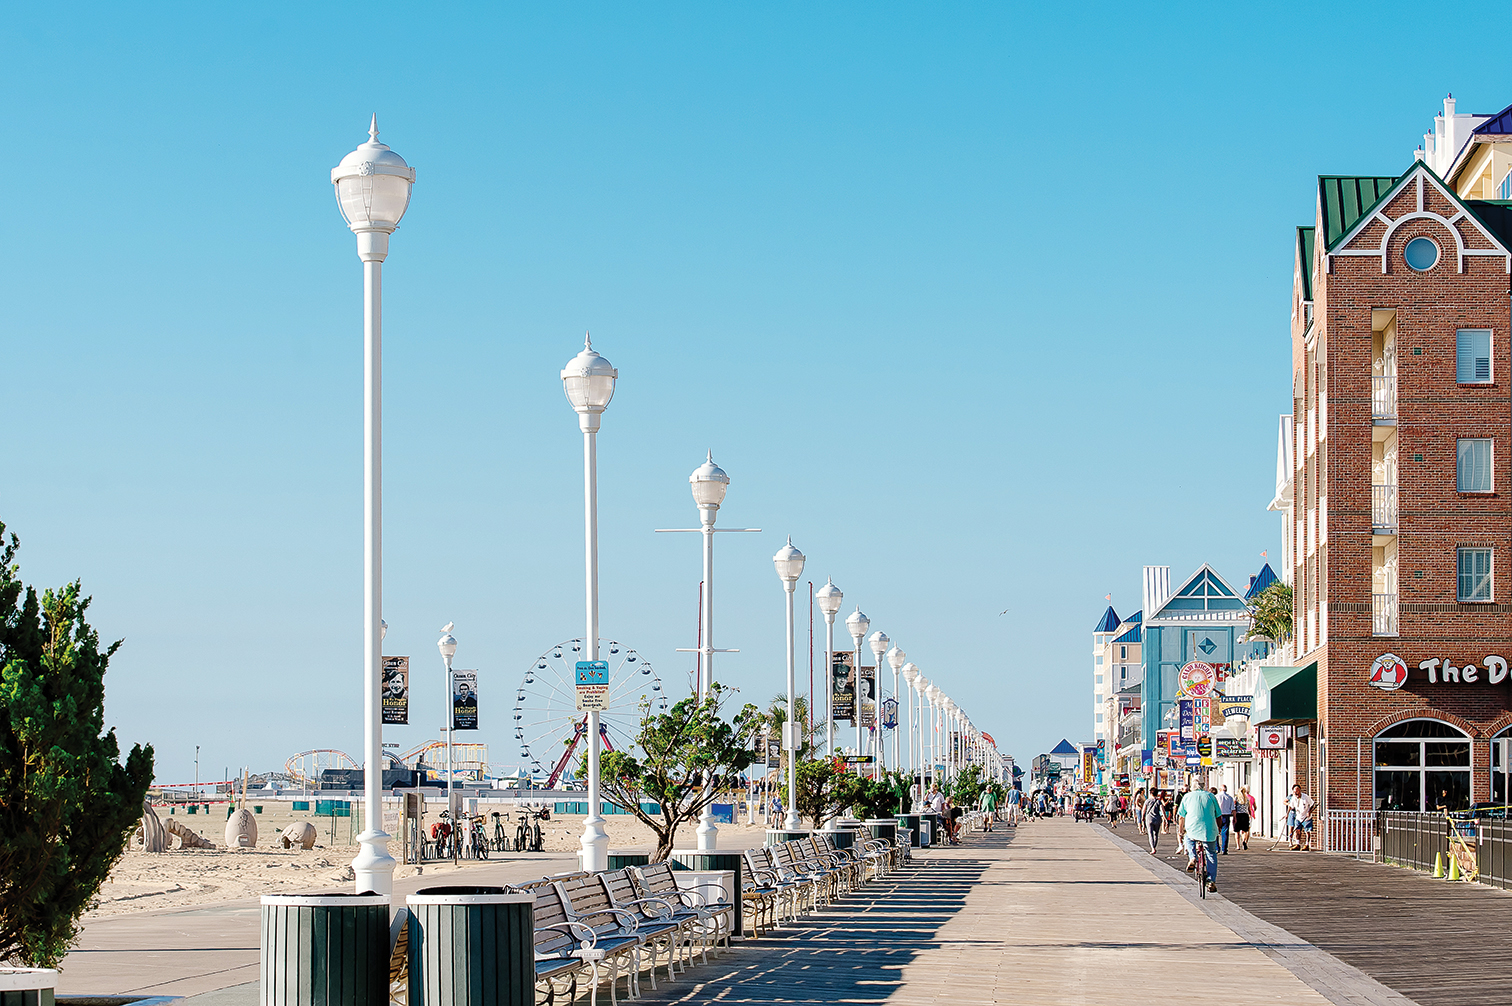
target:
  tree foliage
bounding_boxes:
[1246,582,1294,645]
[0,523,154,966]
[947,763,985,809]
[590,683,759,861]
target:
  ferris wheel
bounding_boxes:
[512,638,668,787]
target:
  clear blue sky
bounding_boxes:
[2,4,1502,781]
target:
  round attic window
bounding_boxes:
[1404,236,1440,271]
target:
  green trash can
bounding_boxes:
[0,968,58,1006]
[821,826,857,850]
[764,828,812,846]
[607,849,650,870]
[407,887,534,1006]
[896,813,922,847]
[261,893,390,1006]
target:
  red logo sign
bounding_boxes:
[1370,653,1409,691]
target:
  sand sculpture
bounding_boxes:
[164,816,215,849]
[139,800,168,853]
[280,821,317,850]
[225,770,258,848]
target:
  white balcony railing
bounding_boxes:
[1373,592,1399,636]
[1373,375,1397,421]
[1372,484,1398,531]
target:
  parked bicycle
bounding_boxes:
[469,814,489,859]
[516,807,547,853]
[491,811,513,852]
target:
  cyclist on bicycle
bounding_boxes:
[1177,784,1221,893]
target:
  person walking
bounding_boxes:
[979,787,998,831]
[1142,789,1164,854]
[1178,785,1222,893]
[1288,783,1316,850]
[1215,784,1236,854]
[1235,786,1254,850]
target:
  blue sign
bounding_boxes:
[574,660,609,686]
[1179,699,1199,764]
[881,697,899,729]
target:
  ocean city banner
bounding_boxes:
[858,664,876,728]
[452,670,479,730]
[832,651,855,723]
[382,655,409,725]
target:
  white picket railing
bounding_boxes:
[1323,809,1377,859]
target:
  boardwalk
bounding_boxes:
[636,820,1368,1006]
[1114,822,1512,1006]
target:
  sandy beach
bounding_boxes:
[91,801,774,918]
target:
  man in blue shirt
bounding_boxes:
[1178,786,1221,893]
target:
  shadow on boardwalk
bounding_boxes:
[635,837,1001,1004]
[1102,820,1512,1006]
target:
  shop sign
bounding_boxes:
[1196,736,1212,767]
[1216,736,1250,760]
[1178,661,1217,698]
[1370,652,1509,689]
[1220,695,1253,719]
[1256,725,1290,750]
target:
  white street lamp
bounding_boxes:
[562,333,618,872]
[886,646,905,775]
[844,608,869,770]
[437,624,458,862]
[773,538,806,831]
[901,662,919,803]
[815,579,843,757]
[919,677,931,780]
[334,117,414,896]
[944,699,958,779]
[914,674,929,793]
[867,631,889,780]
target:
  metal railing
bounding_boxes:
[1373,592,1398,636]
[1372,375,1397,420]
[1380,811,1449,871]
[1323,810,1377,858]
[1372,484,1397,531]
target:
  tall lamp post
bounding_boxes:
[844,608,869,767]
[901,662,919,802]
[815,579,843,756]
[773,538,806,830]
[437,624,458,862]
[885,645,905,773]
[945,699,958,780]
[925,684,941,782]
[867,631,889,779]
[660,454,759,850]
[914,675,930,790]
[562,334,618,872]
[333,116,414,896]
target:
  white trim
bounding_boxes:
[261,894,391,907]
[0,970,57,992]
[1330,166,1512,275]
[408,892,532,906]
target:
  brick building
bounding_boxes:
[1279,94,1512,819]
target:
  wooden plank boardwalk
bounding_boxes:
[1134,823,1512,1006]
[634,821,1342,1005]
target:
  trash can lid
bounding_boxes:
[261,892,391,907]
[0,970,58,991]
[409,887,532,906]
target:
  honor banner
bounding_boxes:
[452,670,479,730]
[382,656,409,725]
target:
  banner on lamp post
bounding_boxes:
[382,656,409,725]
[451,670,478,730]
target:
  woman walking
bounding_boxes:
[1143,790,1164,853]
[1236,786,1254,850]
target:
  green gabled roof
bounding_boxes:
[1465,200,1512,251]
[1319,175,1401,249]
[1297,226,1315,301]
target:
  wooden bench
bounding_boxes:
[529,884,594,1006]
[595,868,689,986]
[555,874,657,1000]
[630,861,734,959]
[537,881,637,1006]
[736,854,786,936]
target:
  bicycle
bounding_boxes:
[469,815,489,859]
[1191,839,1211,899]
[492,811,513,852]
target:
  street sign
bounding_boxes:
[574,660,610,711]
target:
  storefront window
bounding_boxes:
[1374,719,1470,811]
[1492,732,1512,806]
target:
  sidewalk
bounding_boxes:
[636,819,1409,1006]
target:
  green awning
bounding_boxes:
[1252,662,1317,725]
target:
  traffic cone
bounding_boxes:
[1433,853,1444,878]
[1449,855,1461,882]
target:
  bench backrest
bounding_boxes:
[533,885,579,957]
[633,862,680,898]
[598,869,642,912]
[773,843,800,871]
[557,874,624,936]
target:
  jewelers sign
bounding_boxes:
[1369,651,1510,690]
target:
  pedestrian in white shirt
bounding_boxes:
[1288,784,1316,850]
[1215,785,1237,855]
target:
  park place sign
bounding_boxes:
[1369,652,1510,691]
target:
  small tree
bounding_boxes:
[794,757,843,826]
[950,764,985,809]
[1246,582,1294,646]
[592,683,759,861]
[0,523,154,967]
